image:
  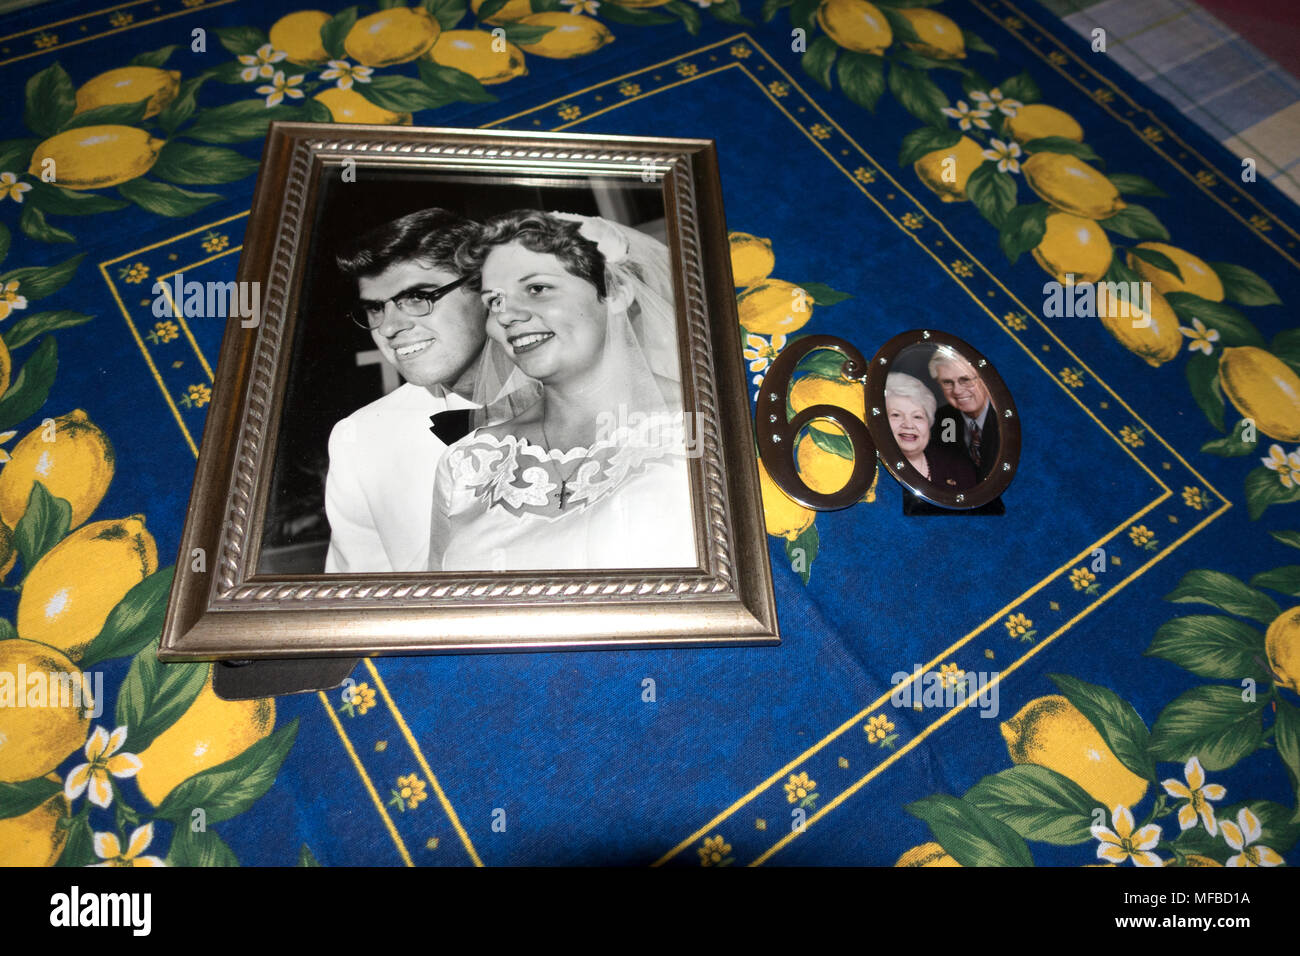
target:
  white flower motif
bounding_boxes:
[0,171,32,204]
[319,59,373,91]
[238,43,287,82]
[970,87,1023,116]
[1161,756,1226,835]
[1220,808,1283,867]
[940,100,992,131]
[91,823,165,867]
[255,70,305,107]
[65,726,142,809]
[1091,805,1162,866]
[981,138,1023,174]
[1179,316,1220,355]
[1261,444,1300,489]
[562,0,600,11]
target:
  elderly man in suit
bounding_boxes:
[928,347,998,483]
[324,207,489,573]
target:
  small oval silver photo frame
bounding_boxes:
[864,329,1020,512]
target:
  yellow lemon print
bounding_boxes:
[0,774,69,865]
[268,9,332,65]
[1265,608,1300,691]
[0,640,91,783]
[17,515,157,662]
[428,30,527,85]
[471,0,534,22]
[606,0,672,6]
[790,374,864,436]
[817,0,893,54]
[514,13,613,59]
[796,430,875,501]
[895,842,961,866]
[1032,212,1112,285]
[314,87,412,125]
[1004,103,1083,143]
[344,7,440,66]
[898,8,965,59]
[134,671,275,807]
[1175,853,1223,866]
[1022,152,1125,219]
[1126,242,1224,302]
[1097,285,1182,368]
[28,126,164,191]
[0,335,10,397]
[728,232,775,288]
[1001,694,1148,810]
[1218,347,1300,442]
[756,457,814,540]
[738,278,815,336]
[0,521,15,582]
[913,136,985,203]
[74,66,181,120]
[0,408,115,532]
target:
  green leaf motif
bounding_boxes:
[1048,673,1156,782]
[118,179,222,218]
[1144,615,1267,682]
[1184,351,1224,433]
[998,71,1041,104]
[666,0,702,35]
[0,139,40,172]
[320,7,358,60]
[887,64,949,128]
[167,826,240,867]
[130,46,178,68]
[115,646,209,754]
[1270,530,1300,551]
[998,202,1050,266]
[1200,419,1260,457]
[0,776,62,821]
[1165,291,1265,348]
[13,482,72,572]
[710,0,752,26]
[789,0,820,34]
[1273,699,1300,810]
[1149,685,1265,772]
[25,181,129,216]
[24,63,75,138]
[151,142,259,185]
[182,100,301,144]
[79,566,177,668]
[0,222,9,266]
[59,98,150,133]
[1164,568,1281,625]
[962,29,998,57]
[964,765,1098,845]
[1246,465,1300,521]
[1126,245,1182,282]
[1099,204,1170,241]
[18,205,75,244]
[878,5,919,44]
[798,281,852,306]
[157,76,210,134]
[1208,261,1282,307]
[785,521,818,586]
[904,794,1035,866]
[801,35,838,91]
[965,160,1017,229]
[761,0,794,23]
[0,253,82,303]
[358,74,452,112]
[476,0,512,19]
[499,22,556,45]
[299,843,322,866]
[837,52,886,112]
[897,124,962,168]
[1107,172,1167,198]
[214,26,271,57]
[424,0,469,31]
[55,816,96,867]
[1250,566,1300,597]
[154,719,300,826]
[2,310,92,350]
[1022,136,1101,163]
[1219,800,1300,854]
[599,4,677,25]
[0,337,58,430]
[417,61,497,104]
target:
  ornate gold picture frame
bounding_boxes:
[158,123,778,660]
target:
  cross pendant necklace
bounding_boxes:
[539,420,581,512]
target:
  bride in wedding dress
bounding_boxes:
[427,209,698,572]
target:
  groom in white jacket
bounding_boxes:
[324,208,488,573]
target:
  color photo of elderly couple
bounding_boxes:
[258,172,696,575]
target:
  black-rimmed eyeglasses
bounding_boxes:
[348,275,470,330]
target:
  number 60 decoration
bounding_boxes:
[756,330,1020,513]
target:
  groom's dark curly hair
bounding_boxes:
[455,210,607,299]
[335,207,480,281]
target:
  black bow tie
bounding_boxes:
[429,408,474,445]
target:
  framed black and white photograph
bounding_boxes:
[865,330,1020,512]
[159,123,778,659]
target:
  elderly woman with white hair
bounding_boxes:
[884,372,978,492]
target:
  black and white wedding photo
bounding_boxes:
[257,169,698,575]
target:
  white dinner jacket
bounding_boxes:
[324,382,477,573]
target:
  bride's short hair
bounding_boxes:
[456,210,606,298]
